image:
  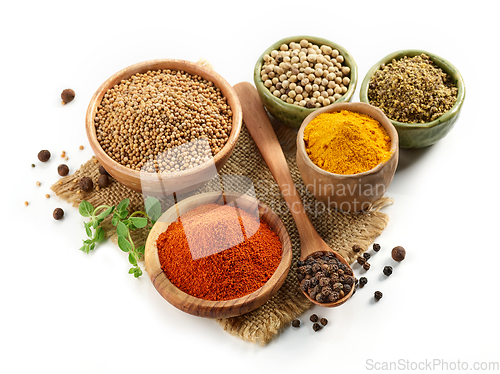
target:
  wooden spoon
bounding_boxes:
[233,82,354,307]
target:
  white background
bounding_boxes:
[2,1,499,373]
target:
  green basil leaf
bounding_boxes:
[96,206,114,221]
[84,222,92,238]
[145,197,161,222]
[83,239,93,245]
[134,268,142,278]
[128,252,137,266]
[116,199,130,213]
[89,242,96,251]
[79,243,90,254]
[95,227,105,242]
[119,210,129,219]
[111,215,119,226]
[136,245,145,254]
[92,219,99,229]
[116,221,129,237]
[79,200,94,217]
[129,217,148,228]
[117,235,132,252]
[128,268,136,274]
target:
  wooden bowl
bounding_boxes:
[144,191,292,318]
[296,102,399,212]
[359,50,465,148]
[254,35,358,129]
[85,59,243,195]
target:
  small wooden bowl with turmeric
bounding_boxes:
[296,102,399,212]
[144,191,293,318]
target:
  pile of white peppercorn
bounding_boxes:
[94,70,233,173]
[260,39,351,108]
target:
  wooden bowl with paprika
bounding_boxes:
[296,102,399,212]
[85,59,242,196]
[144,191,293,318]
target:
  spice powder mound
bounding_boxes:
[156,204,283,301]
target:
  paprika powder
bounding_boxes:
[157,203,282,301]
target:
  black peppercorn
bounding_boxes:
[363,252,371,260]
[53,208,64,220]
[320,318,328,326]
[328,291,339,302]
[315,293,326,303]
[98,174,110,188]
[38,150,51,162]
[310,314,319,323]
[373,243,381,252]
[312,323,322,332]
[357,256,366,265]
[359,277,368,288]
[363,262,371,271]
[343,284,352,294]
[58,164,69,176]
[79,177,93,192]
[297,260,305,268]
[344,276,355,286]
[98,165,109,176]
[292,319,300,328]
[61,88,75,104]
[374,291,383,301]
[383,266,393,276]
[352,244,362,252]
[392,246,406,262]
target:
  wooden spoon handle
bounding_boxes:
[233,82,316,239]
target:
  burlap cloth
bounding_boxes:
[51,122,391,345]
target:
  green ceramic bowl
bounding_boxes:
[254,35,358,129]
[360,50,465,148]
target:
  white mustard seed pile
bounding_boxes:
[260,39,351,108]
[94,70,233,173]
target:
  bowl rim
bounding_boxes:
[144,191,293,317]
[85,58,243,180]
[359,49,466,129]
[296,102,399,178]
[253,35,358,114]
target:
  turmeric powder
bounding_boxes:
[303,110,392,175]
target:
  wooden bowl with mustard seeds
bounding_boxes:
[144,191,292,318]
[296,102,399,212]
[254,35,358,129]
[360,50,465,148]
[85,59,242,195]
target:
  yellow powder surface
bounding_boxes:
[303,110,392,175]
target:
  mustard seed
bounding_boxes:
[61,89,75,104]
[36,181,41,186]
[38,150,51,162]
[24,201,29,206]
[45,194,50,198]
[31,164,35,168]
[79,145,84,150]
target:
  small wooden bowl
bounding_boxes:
[85,59,243,195]
[296,102,399,212]
[144,191,292,318]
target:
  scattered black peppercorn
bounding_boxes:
[352,244,362,252]
[363,252,371,260]
[61,88,75,104]
[98,174,110,188]
[392,246,406,262]
[374,291,383,301]
[359,277,368,288]
[383,266,393,276]
[79,177,93,192]
[312,323,322,332]
[320,318,328,326]
[98,165,110,176]
[38,150,51,162]
[363,262,371,271]
[53,208,64,220]
[292,319,300,328]
[310,314,319,323]
[373,243,381,252]
[58,164,69,176]
[357,256,366,265]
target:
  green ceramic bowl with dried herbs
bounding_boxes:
[254,35,358,129]
[360,50,465,148]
